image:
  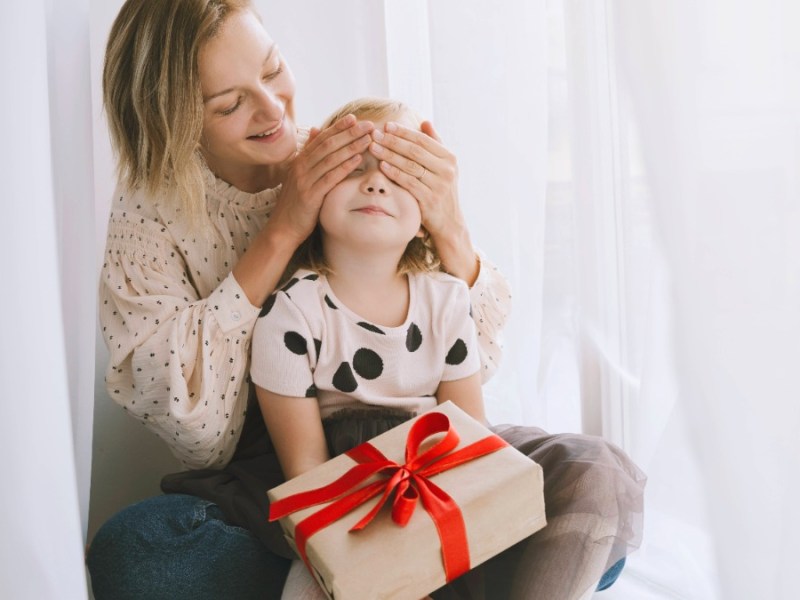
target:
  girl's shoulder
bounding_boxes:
[255,269,327,340]
[413,270,470,294]
[275,269,322,295]
[270,269,327,314]
[411,271,471,314]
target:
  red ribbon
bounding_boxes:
[269,411,508,583]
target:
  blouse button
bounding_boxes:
[231,310,241,322]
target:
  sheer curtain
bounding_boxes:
[1,0,94,597]
[611,1,800,598]
[410,0,800,598]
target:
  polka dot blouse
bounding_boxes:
[99,149,512,470]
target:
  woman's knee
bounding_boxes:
[87,494,290,600]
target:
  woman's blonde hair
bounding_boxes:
[103,0,252,215]
[289,97,440,280]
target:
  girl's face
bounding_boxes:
[198,10,297,191]
[319,115,423,256]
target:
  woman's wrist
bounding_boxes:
[233,223,301,307]
[435,228,480,287]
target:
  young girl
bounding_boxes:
[251,98,486,482]
[251,98,645,599]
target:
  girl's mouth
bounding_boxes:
[354,205,391,216]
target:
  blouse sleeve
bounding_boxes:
[100,211,260,469]
[468,251,513,383]
[441,282,482,382]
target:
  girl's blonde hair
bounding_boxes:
[289,97,441,279]
[103,0,252,215]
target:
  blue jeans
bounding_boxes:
[86,494,290,599]
[87,494,625,599]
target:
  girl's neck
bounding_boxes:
[325,247,410,327]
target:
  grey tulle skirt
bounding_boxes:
[321,408,646,600]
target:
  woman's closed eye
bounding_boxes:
[219,96,243,116]
[262,66,283,82]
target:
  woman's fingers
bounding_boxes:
[370,137,429,179]
[379,159,430,194]
[386,120,447,154]
[268,116,374,245]
[370,121,453,182]
[306,133,370,185]
[304,115,373,172]
[420,120,442,143]
[290,114,374,202]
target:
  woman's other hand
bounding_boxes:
[369,120,479,285]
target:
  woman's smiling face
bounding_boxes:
[198,9,297,191]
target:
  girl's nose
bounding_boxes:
[362,168,390,195]
[366,183,386,194]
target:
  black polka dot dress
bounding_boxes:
[250,270,480,418]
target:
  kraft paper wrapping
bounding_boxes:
[267,401,547,600]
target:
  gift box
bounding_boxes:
[267,401,547,600]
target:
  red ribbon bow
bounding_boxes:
[269,411,508,582]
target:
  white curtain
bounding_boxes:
[1,0,94,597]
[611,1,800,598]
[399,1,800,598]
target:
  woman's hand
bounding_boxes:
[269,115,375,246]
[369,121,480,285]
[233,115,373,307]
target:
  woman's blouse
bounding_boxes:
[99,161,512,469]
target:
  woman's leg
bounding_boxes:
[86,494,291,600]
[483,426,646,600]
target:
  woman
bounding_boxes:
[87,1,643,599]
[88,0,510,597]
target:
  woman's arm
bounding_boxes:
[101,211,258,469]
[466,253,512,382]
[256,388,329,480]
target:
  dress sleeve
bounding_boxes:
[441,282,483,382]
[468,251,513,382]
[250,290,317,399]
[100,212,260,469]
